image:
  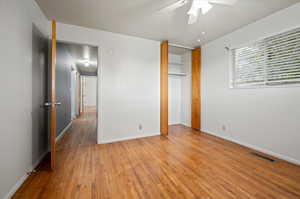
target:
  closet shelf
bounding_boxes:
[169,62,183,66]
[168,72,187,76]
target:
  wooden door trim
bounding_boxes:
[50,20,57,170]
[160,41,168,135]
[191,48,201,130]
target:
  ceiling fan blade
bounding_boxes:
[187,6,199,24]
[158,0,188,13]
[124,0,184,21]
[208,0,238,6]
[188,14,198,24]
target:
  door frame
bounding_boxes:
[55,38,101,143]
[50,20,57,170]
[160,41,201,133]
[49,22,100,169]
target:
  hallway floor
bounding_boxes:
[12,111,300,199]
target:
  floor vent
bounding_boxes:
[250,152,276,162]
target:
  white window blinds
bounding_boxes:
[231,27,300,88]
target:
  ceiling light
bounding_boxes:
[197,39,201,42]
[79,59,90,67]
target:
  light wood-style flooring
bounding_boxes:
[13,110,300,199]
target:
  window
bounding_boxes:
[231,27,300,88]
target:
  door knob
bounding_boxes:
[44,102,62,107]
[44,102,52,107]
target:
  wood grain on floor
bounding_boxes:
[12,110,300,199]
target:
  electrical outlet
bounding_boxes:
[222,125,226,131]
[138,124,143,131]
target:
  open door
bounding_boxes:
[191,48,201,130]
[49,20,57,170]
[160,41,168,136]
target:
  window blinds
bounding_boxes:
[231,27,300,87]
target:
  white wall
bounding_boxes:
[0,0,50,198]
[181,52,192,127]
[202,2,300,164]
[56,23,161,144]
[168,76,182,125]
[84,76,97,107]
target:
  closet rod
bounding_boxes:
[169,43,194,50]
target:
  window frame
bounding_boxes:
[229,25,300,89]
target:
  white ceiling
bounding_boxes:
[36,0,300,48]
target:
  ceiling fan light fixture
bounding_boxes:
[187,0,213,24]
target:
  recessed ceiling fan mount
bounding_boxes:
[160,0,238,24]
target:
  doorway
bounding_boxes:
[55,41,99,146]
[38,21,100,170]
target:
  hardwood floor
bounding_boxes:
[13,111,300,199]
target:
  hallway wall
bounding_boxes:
[0,0,50,198]
[71,70,78,120]
[56,43,75,137]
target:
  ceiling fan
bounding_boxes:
[159,0,238,24]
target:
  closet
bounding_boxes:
[168,45,192,127]
[160,41,201,135]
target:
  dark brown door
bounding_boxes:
[32,25,49,167]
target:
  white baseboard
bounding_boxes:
[3,151,48,199]
[30,151,48,171]
[202,129,300,166]
[168,123,191,127]
[98,133,160,144]
[3,174,28,199]
[180,122,191,128]
[56,121,72,142]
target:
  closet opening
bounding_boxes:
[168,45,192,129]
[160,41,201,136]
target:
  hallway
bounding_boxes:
[12,112,300,199]
[57,108,97,151]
